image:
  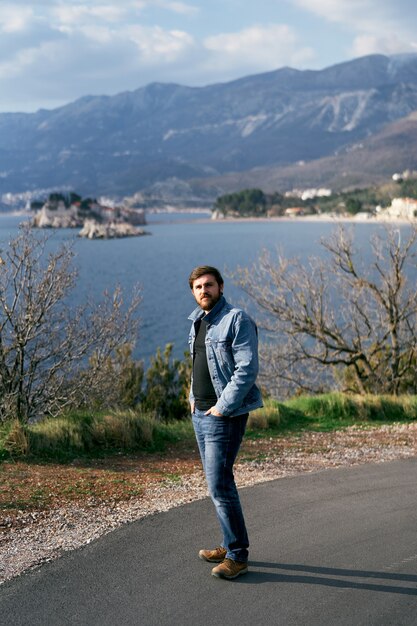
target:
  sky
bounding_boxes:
[1,0,417,113]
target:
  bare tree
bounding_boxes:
[0,225,141,422]
[233,225,417,397]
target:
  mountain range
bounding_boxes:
[1,53,417,206]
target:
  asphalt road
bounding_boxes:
[1,458,416,625]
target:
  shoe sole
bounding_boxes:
[211,566,248,579]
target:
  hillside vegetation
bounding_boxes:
[1,393,416,462]
[213,175,417,217]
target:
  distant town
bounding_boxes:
[2,170,417,228]
[211,170,417,221]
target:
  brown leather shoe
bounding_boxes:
[211,558,248,579]
[198,547,227,563]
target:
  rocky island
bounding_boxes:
[31,192,149,239]
[78,219,148,239]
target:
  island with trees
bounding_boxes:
[31,192,148,239]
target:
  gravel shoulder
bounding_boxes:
[1,422,417,585]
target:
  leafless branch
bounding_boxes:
[0,226,141,421]
[232,225,417,398]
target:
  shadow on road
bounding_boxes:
[235,561,417,595]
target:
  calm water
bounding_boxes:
[0,213,409,362]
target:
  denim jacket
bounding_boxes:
[188,295,263,417]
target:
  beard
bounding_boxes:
[199,292,222,311]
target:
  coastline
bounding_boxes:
[209,214,417,225]
[1,210,416,227]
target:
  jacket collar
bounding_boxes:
[188,294,227,323]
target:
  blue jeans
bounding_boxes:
[192,408,249,562]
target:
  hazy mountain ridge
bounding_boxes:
[199,111,417,195]
[1,53,417,201]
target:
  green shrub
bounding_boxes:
[3,420,30,456]
[29,416,89,456]
[76,343,191,422]
[89,410,157,449]
[353,395,417,422]
[80,343,144,411]
[2,392,416,461]
[141,344,191,421]
[17,409,194,459]
[248,398,305,430]
[248,393,417,434]
[287,393,357,421]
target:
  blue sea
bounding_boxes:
[0,213,410,363]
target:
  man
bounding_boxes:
[188,265,262,580]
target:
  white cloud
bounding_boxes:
[0,5,34,33]
[0,16,197,111]
[125,25,195,62]
[0,48,36,79]
[351,34,417,58]
[157,1,199,15]
[2,0,417,113]
[204,24,315,75]
[52,4,129,28]
[0,14,316,111]
[76,24,114,43]
[292,0,417,57]
[293,0,375,24]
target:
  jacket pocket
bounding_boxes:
[212,339,233,370]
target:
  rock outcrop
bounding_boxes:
[31,196,147,235]
[32,201,82,228]
[78,220,148,239]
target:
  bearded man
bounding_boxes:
[188,265,262,580]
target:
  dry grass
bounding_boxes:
[0,438,200,531]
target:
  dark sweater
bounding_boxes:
[192,318,217,411]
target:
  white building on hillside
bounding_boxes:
[381,197,417,220]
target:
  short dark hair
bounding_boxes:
[188,265,224,289]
